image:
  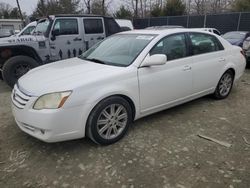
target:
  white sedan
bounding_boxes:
[11,29,246,145]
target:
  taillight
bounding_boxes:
[241,50,246,58]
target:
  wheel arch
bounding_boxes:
[0,45,42,66]
[83,93,137,138]
[87,94,137,122]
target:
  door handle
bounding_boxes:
[183,65,192,71]
[97,36,104,40]
[73,37,82,41]
[219,58,226,62]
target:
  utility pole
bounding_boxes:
[16,0,25,26]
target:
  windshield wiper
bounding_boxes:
[84,58,106,65]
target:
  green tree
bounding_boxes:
[114,6,133,19]
[162,0,186,16]
[233,0,250,12]
[9,7,19,18]
[32,0,80,17]
[91,0,108,15]
[150,5,163,17]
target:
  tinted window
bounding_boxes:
[213,29,220,35]
[104,18,121,36]
[84,19,103,34]
[150,34,187,61]
[189,33,223,55]
[53,19,78,35]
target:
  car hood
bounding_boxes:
[225,38,242,46]
[18,57,126,96]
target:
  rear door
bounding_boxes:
[83,17,105,51]
[187,32,226,94]
[49,17,83,60]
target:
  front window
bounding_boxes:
[150,34,187,61]
[80,34,156,67]
[33,19,51,35]
[21,26,36,35]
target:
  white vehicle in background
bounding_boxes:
[115,19,134,31]
[192,28,221,35]
[0,15,121,87]
[17,21,37,36]
[12,29,246,145]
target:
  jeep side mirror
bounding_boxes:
[51,29,60,41]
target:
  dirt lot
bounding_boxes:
[0,70,250,188]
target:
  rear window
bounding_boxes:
[83,19,104,34]
[189,33,224,55]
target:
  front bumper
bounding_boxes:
[11,87,90,143]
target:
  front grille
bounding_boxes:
[12,85,31,109]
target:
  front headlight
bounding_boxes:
[33,91,72,110]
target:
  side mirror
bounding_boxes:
[51,29,60,41]
[141,54,167,67]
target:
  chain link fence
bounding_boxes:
[133,12,250,34]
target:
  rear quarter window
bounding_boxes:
[189,33,224,55]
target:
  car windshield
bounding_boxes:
[33,19,50,35]
[80,34,156,67]
[223,32,246,40]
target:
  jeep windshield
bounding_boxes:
[80,34,156,67]
[33,19,51,35]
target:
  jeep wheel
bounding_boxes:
[2,56,39,87]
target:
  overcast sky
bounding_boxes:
[1,0,39,15]
[1,0,123,15]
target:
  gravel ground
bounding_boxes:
[0,70,250,188]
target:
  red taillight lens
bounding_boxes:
[241,50,246,57]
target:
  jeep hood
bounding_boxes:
[0,34,44,46]
[18,57,126,96]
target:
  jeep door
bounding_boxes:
[49,17,84,61]
[82,17,106,50]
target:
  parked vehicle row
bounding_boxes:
[11,29,246,144]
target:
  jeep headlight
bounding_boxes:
[33,91,72,110]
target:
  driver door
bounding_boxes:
[138,33,193,114]
[49,18,83,61]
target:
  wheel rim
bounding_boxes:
[13,63,31,79]
[97,104,128,140]
[219,73,233,97]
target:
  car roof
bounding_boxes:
[52,14,113,18]
[120,28,214,36]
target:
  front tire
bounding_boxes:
[214,70,234,99]
[2,55,39,87]
[87,96,132,145]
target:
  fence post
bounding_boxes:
[237,12,242,31]
[203,14,207,28]
[167,17,169,25]
[187,15,189,28]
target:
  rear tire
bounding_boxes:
[213,70,234,99]
[87,96,132,145]
[2,55,39,87]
